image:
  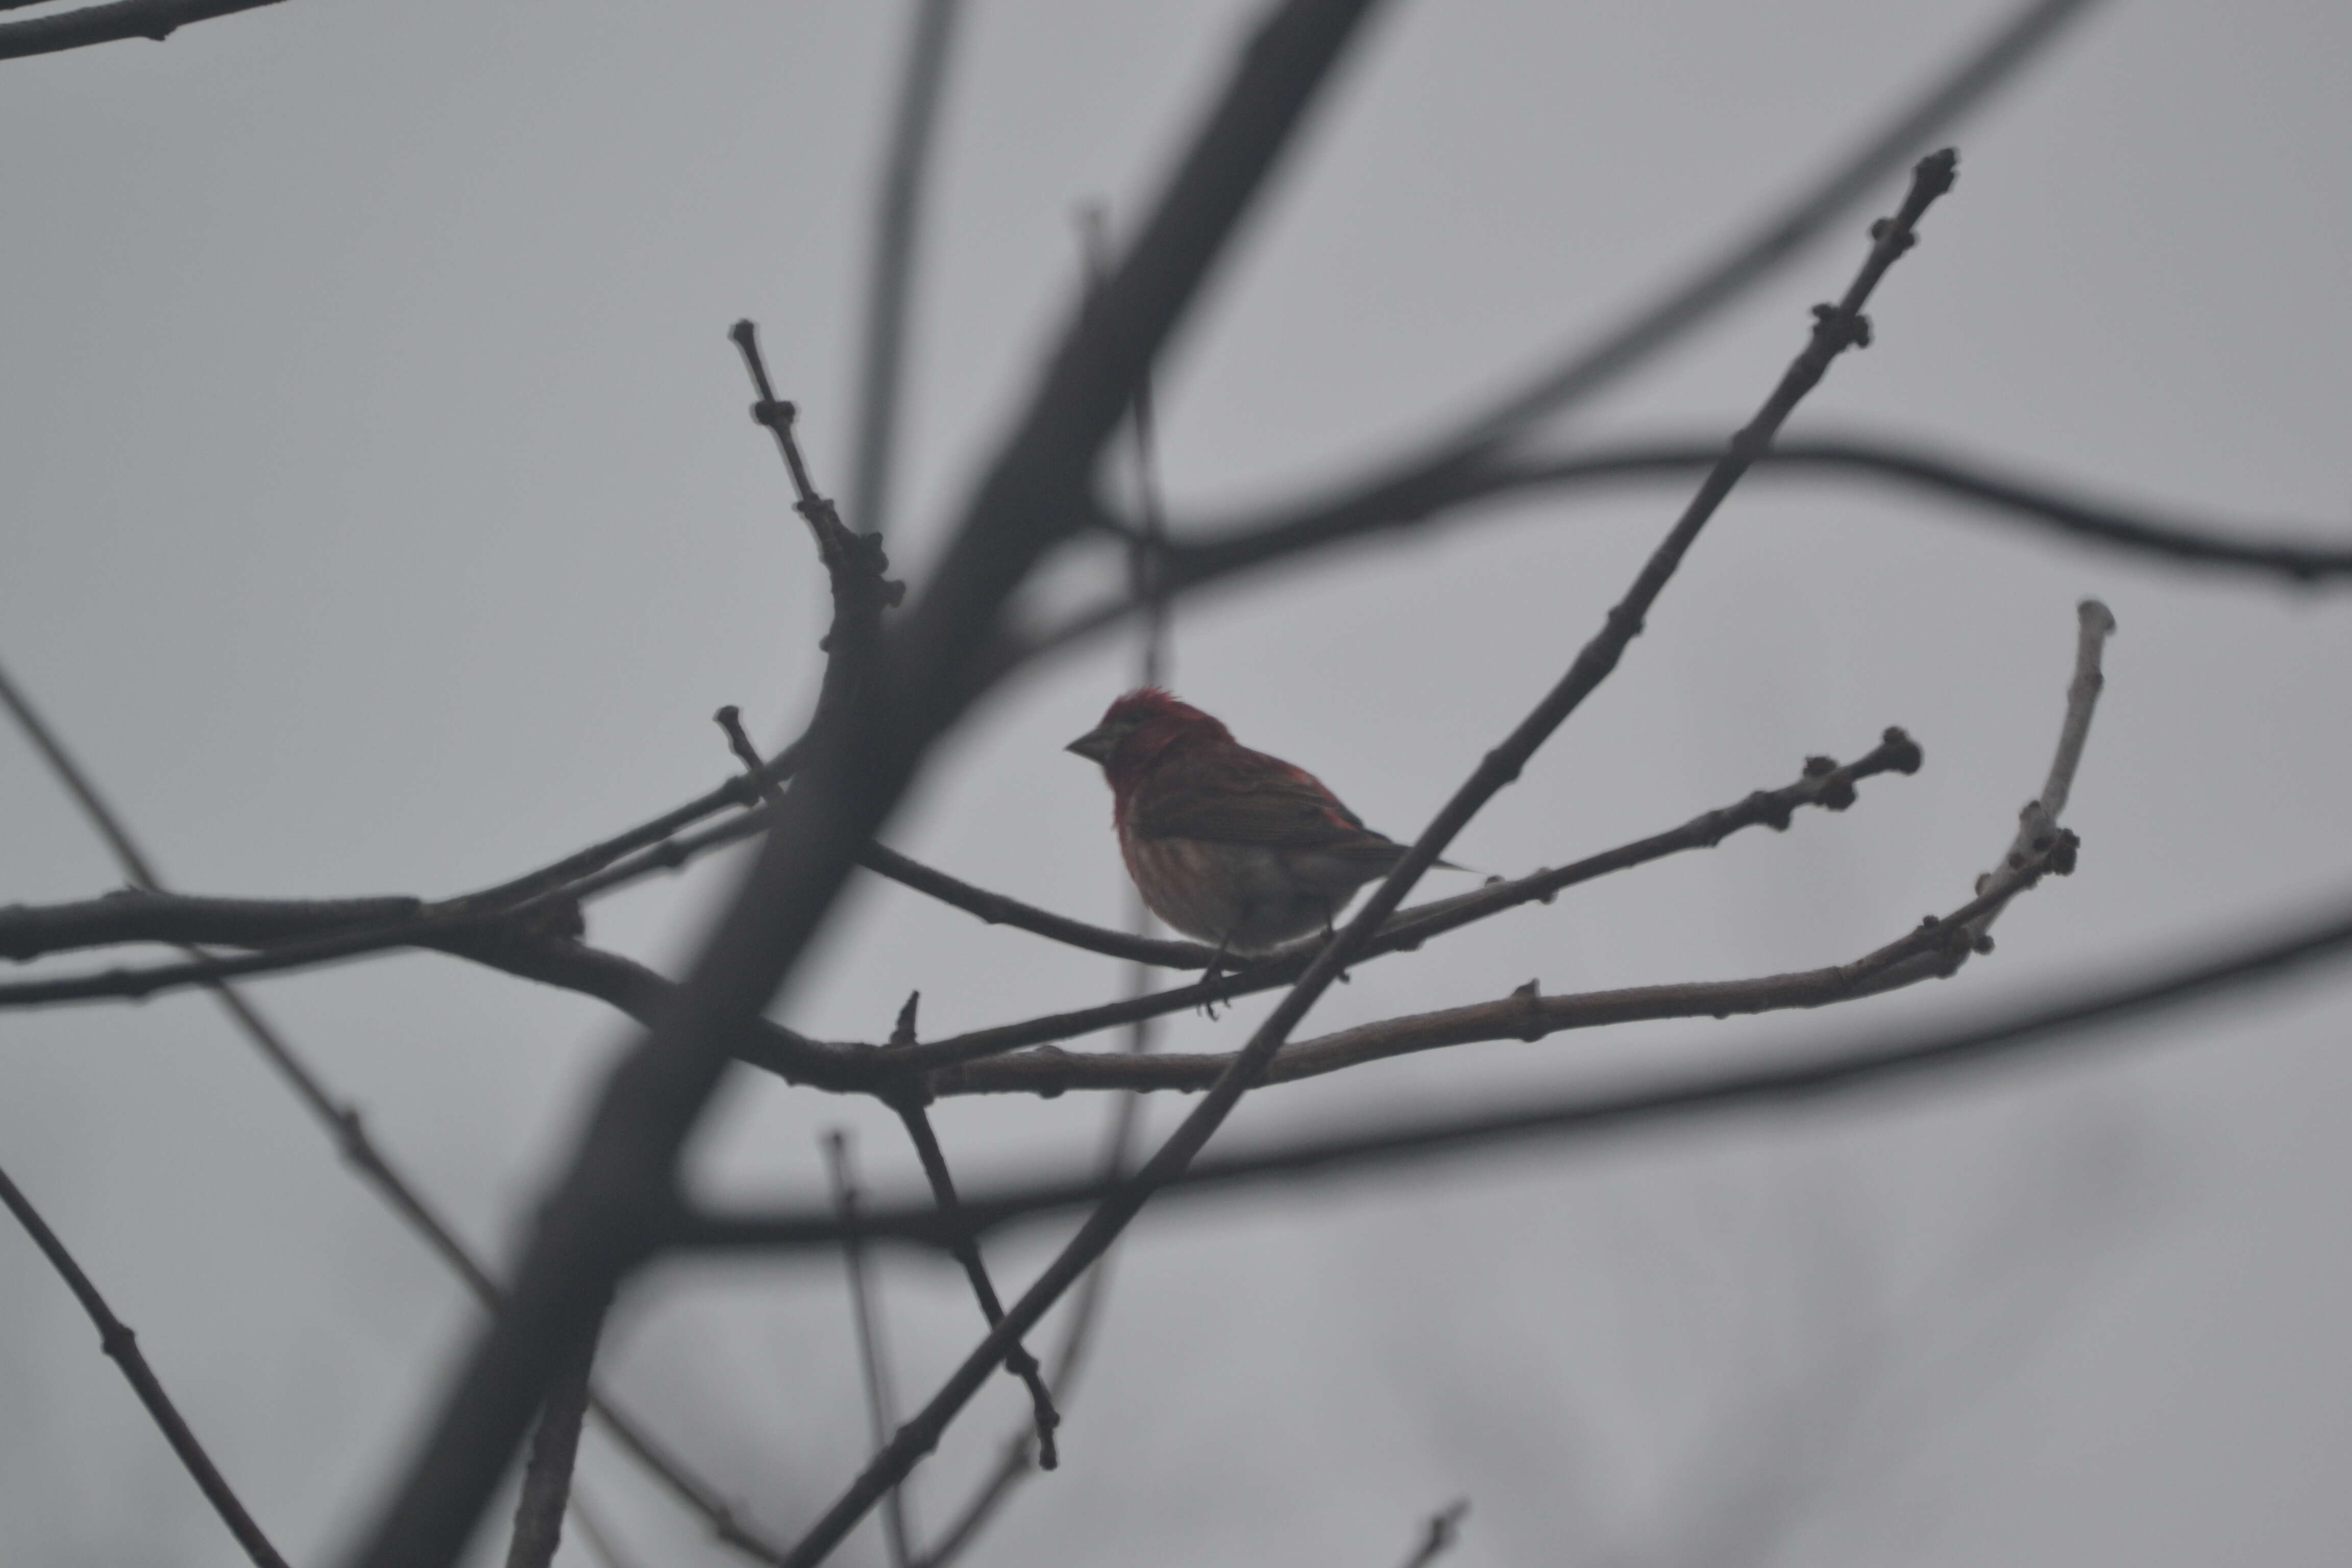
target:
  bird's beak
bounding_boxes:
[1065,724,1118,764]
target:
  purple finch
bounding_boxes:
[1066,689,1430,963]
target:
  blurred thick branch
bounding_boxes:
[849,0,963,537]
[1397,1500,1469,1568]
[1055,436,2352,657]
[0,0,285,61]
[342,0,1398,1528]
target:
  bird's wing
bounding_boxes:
[1129,745,1391,851]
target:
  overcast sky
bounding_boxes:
[4,2,2350,1565]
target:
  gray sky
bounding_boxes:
[4,2,2350,1564]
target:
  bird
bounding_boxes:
[1065,689,1436,983]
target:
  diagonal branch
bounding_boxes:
[1128,0,2095,573]
[823,1130,913,1568]
[0,1156,289,1568]
[768,146,1962,1566]
[0,0,286,61]
[885,1018,1062,1468]
[1396,1499,1469,1568]
[849,0,964,538]
[0,655,797,1564]
[504,1321,600,1568]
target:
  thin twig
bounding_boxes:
[0,656,790,1562]
[0,1157,289,1568]
[1859,598,2114,996]
[505,1321,601,1568]
[824,1130,913,1568]
[849,0,964,537]
[886,1001,1062,1469]
[1396,1499,1469,1568]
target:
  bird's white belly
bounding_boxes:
[1122,836,1348,952]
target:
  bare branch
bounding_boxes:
[0,1157,289,1568]
[1396,1499,1469,1568]
[0,655,793,1562]
[849,0,964,537]
[0,727,1915,1054]
[888,728,1923,1075]
[859,842,1217,968]
[1858,598,2113,997]
[769,148,1961,1564]
[1053,436,2346,655]
[504,1322,600,1568]
[908,208,1178,1568]
[0,0,285,61]
[0,729,1920,1120]
[1119,0,2096,579]
[929,831,2074,1100]
[679,883,2352,1259]
[349,0,1392,1520]
[824,1130,913,1568]
[887,1038,1063,1468]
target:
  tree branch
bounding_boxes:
[874,731,1920,1077]
[0,0,285,61]
[1051,435,2350,656]
[0,729,1921,1121]
[764,146,1961,1566]
[347,0,1389,1522]
[0,654,798,1564]
[1094,0,2095,587]
[906,206,1179,1568]
[1396,1499,1469,1568]
[678,881,2352,1259]
[849,0,963,538]
[823,1130,912,1568]
[0,1157,289,1568]
[889,1080,1062,1468]
[929,831,2074,1099]
[504,1321,600,1568]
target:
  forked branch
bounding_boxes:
[763,146,1963,1566]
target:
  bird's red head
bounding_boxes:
[1064,688,1230,793]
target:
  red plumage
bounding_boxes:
[1065,689,1416,954]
